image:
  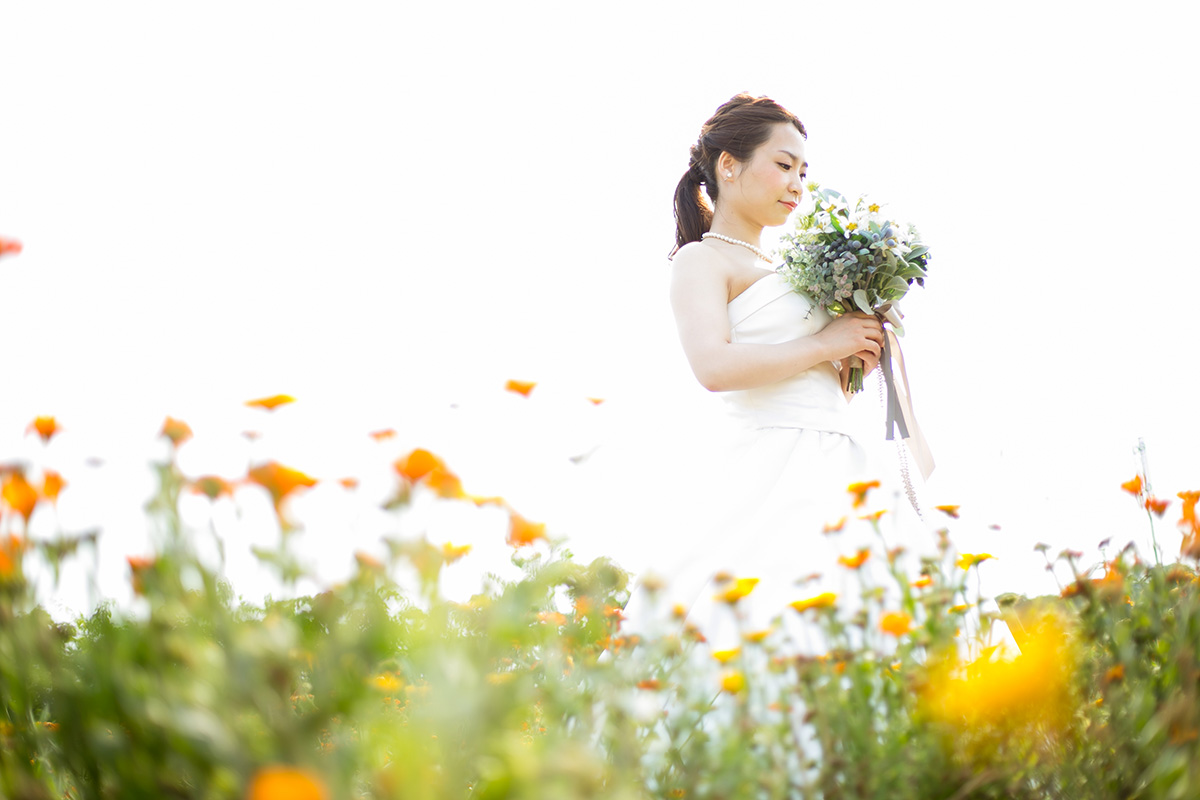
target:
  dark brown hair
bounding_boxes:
[671,93,807,257]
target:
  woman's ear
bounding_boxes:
[716,151,738,182]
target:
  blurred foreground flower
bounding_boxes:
[160,416,193,447]
[505,379,536,397]
[0,236,22,259]
[847,480,880,508]
[507,510,547,547]
[1,471,38,524]
[791,592,837,613]
[245,394,296,411]
[246,766,329,800]
[247,461,318,516]
[26,416,63,443]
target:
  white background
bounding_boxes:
[2,0,1197,617]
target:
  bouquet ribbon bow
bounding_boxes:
[879,306,934,480]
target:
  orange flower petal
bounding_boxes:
[40,470,66,503]
[934,504,960,519]
[880,611,913,636]
[424,465,465,499]
[26,416,62,444]
[337,477,359,490]
[505,379,536,397]
[368,428,397,441]
[837,548,871,570]
[393,448,445,483]
[586,397,605,406]
[1,472,39,523]
[441,542,472,563]
[1120,475,1143,496]
[912,575,933,589]
[847,480,881,508]
[160,416,193,447]
[507,511,547,547]
[1144,496,1169,517]
[715,577,759,604]
[245,394,296,411]
[246,461,318,511]
[858,509,887,523]
[246,765,330,800]
[822,516,847,534]
[790,592,838,613]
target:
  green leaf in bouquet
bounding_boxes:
[896,264,926,281]
[829,214,844,234]
[885,276,911,296]
[853,289,872,314]
[906,245,930,261]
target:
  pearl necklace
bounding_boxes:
[701,232,774,264]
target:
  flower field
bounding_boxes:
[3,399,1200,800]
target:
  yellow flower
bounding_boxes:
[507,511,547,547]
[371,673,403,693]
[956,553,994,570]
[720,670,746,694]
[743,628,773,644]
[505,379,536,397]
[858,509,887,523]
[442,542,472,563]
[934,504,960,519]
[715,577,759,604]
[246,766,329,800]
[712,647,741,665]
[868,203,880,213]
[911,575,933,589]
[790,592,837,613]
[880,611,912,637]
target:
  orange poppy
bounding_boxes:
[822,516,847,534]
[507,511,547,547]
[858,509,887,523]
[26,416,62,444]
[368,428,397,441]
[912,575,933,589]
[1179,490,1200,529]
[790,592,838,613]
[934,504,960,519]
[0,237,23,258]
[1,472,38,523]
[160,416,193,447]
[880,611,913,636]
[40,470,66,503]
[246,766,330,800]
[1144,496,1169,517]
[1120,475,1143,496]
[245,394,295,411]
[847,480,881,508]
[636,679,661,690]
[586,397,605,405]
[838,548,871,570]
[393,448,444,483]
[505,379,536,397]
[337,477,359,490]
[246,462,317,512]
[190,475,235,501]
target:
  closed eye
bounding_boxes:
[778,162,792,171]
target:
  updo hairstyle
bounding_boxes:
[671,93,807,257]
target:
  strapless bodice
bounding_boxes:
[724,271,852,434]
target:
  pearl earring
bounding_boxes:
[726,172,733,178]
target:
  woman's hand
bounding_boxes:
[817,312,884,362]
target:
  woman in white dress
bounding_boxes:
[619,94,906,653]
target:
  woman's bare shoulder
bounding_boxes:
[671,241,728,281]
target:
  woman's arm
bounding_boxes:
[670,248,883,393]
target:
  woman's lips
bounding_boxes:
[780,200,797,211]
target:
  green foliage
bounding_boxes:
[3,437,1200,799]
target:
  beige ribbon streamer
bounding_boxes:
[882,327,935,481]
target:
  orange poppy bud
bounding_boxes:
[636,679,661,690]
[505,379,536,397]
[160,416,193,447]
[127,555,155,595]
[26,416,62,444]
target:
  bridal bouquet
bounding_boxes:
[778,184,931,393]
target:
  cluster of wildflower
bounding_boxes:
[779,184,929,319]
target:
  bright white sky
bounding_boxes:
[2,1,1198,618]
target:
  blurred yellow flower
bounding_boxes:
[586,396,605,405]
[858,509,887,523]
[245,394,295,411]
[790,592,837,613]
[880,611,912,637]
[442,542,472,563]
[847,480,880,508]
[933,504,960,519]
[838,548,871,570]
[715,577,759,604]
[911,575,933,589]
[246,765,329,800]
[26,416,62,444]
[956,553,994,570]
[712,647,741,665]
[537,611,567,626]
[720,670,746,694]
[371,673,403,693]
[743,628,773,644]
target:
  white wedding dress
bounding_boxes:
[612,270,934,652]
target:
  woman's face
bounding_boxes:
[723,122,808,228]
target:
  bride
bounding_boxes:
[616,93,927,652]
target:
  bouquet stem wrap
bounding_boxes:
[880,329,935,481]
